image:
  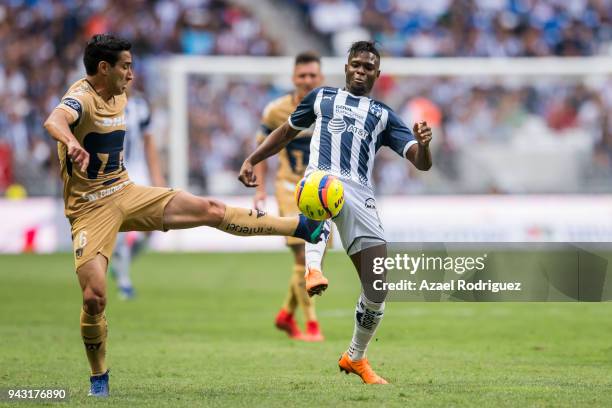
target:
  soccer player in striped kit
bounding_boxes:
[239,41,433,384]
[110,89,164,299]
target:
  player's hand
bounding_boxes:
[67,140,89,173]
[413,121,432,147]
[238,160,258,187]
[253,190,266,211]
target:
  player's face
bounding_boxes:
[293,62,323,98]
[108,51,133,95]
[345,52,380,96]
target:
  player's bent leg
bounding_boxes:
[305,220,332,297]
[337,242,388,384]
[162,191,325,243]
[77,254,110,397]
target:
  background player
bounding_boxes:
[254,52,327,341]
[43,34,325,397]
[239,41,433,384]
[110,86,165,300]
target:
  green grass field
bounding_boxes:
[1,251,611,407]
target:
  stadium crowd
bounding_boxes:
[294,0,612,57]
[0,0,278,194]
[0,0,610,196]
[186,74,612,194]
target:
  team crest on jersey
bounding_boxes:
[369,102,383,119]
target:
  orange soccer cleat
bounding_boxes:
[305,267,328,297]
[338,352,388,384]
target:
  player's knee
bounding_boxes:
[82,287,106,315]
[199,197,225,226]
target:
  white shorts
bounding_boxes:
[332,179,386,256]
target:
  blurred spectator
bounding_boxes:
[0,0,278,196]
[296,0,612,57]
[1,0,612,196]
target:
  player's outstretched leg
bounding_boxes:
[304,220,332,297]
[338,242,389,384]
[162,192,325,243]
[78,254,110,397]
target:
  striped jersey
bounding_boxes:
[123,95,152,185]
[287,87,416,190]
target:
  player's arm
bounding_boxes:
[252,115,275,208]
[143,131,166,187]
[382,110,432,172]
[239,122,300,187]
[253,160,268,209]
[43,106,89,172]
[406,121,432,171]
[239,88,320,187]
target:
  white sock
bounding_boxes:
[347,293,385,361]
[305,220,331,273]
[113,233,133,289]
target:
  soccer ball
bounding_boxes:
[295,170,344,220]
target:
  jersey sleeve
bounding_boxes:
[56,91,92,126]
[380,109,417,157]
[288,87,320,130]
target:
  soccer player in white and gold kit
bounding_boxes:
[254,52,329,341]
[44,34,326,397]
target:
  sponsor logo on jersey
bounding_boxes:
[95,115,126,127]
[62,98,82,115]
[82,180,131,202]
[347,124,368,138]
[327,117,346,134]
[335,104,361,120]
[365,198,376,209]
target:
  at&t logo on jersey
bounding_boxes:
[327,117,346,134]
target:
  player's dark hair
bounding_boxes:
[348,41,380,61]
[83,34,132,75]
[295,51,321,66]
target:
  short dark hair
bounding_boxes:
[83,34,132,75]
[294,51,321,66]
[348,41,380,61]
